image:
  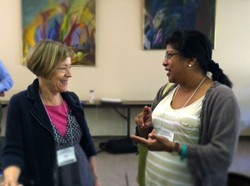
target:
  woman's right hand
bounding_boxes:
[1,166,22,186]
[134,106,152,129]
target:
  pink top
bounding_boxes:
[45,101,69,136]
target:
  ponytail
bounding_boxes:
[208,60,232,88]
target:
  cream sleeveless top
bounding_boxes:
[145,87,204,186]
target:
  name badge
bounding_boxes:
[157,127,174,142]
[57,146,77,167]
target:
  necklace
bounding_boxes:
[39,92,74,147]
[174,76,207,109]
[156,76,206,142]
[39,92,66,122]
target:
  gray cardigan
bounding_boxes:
[151,81,240,186]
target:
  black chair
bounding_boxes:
[228,172,250,186]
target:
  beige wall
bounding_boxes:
[0,0,250,135]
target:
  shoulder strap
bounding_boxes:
[162,83,174,97]
[151,83,176,110]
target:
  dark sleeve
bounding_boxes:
[187,86,240,185]
[1,94,24,170]
[151,84,167,110]
[79,110,97,158]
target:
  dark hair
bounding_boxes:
[165,30,232,88]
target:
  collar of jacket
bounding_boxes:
[26,78,83,134]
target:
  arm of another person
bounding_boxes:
[0,61,14,93]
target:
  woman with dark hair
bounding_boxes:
[131,30,240,186]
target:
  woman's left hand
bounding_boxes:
[131,130,175,152]
[94,177,102,186]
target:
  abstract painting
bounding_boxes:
[143,0,216,50]
[22,0,96,66]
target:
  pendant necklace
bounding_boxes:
[173,76,207,109]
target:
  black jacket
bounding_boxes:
[2,79,96,186]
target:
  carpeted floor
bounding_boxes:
[95,136,250,186]
[96,151,138,186]
[94,137,138,186]
[0,137,249,186]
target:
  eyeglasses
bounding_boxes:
[164,52,180,60]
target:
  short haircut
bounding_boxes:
[26,39,74,79]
